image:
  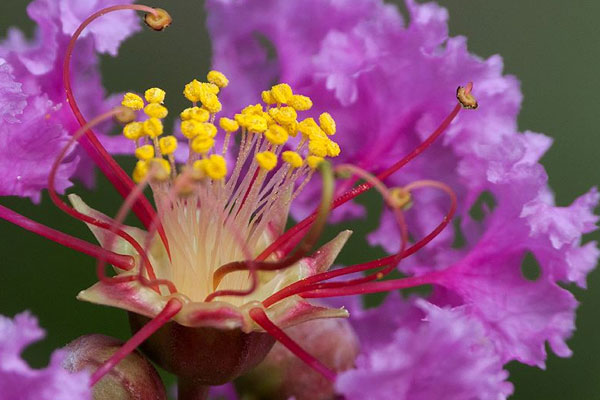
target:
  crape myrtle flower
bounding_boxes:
[0,2,597,400]
[207,0,599,375]
[0,0,140,201]
[0,311,91,400]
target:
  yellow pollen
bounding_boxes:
[256,151,278,171]
[144,103,168,119]
[200,123,218,138]
[181,120,203,139]
[207,70,229,88]
[282,151,303,168]
[183,80,203,103]
[289,94,313,111]
[135,144,155,161]
[306,155,325,169]
[143,118,164,138]
[121,93,144,110]
[271,83,293,104]
[159,136,178,155]
[319,112,336,136]
[191,135,215,154]
[219,117,239,132]
[456,85,478,109]
[180,107,210,122]
[123,121,144,140]
[325,140,341,157]
[144,88,166,104]
[308,138,328,157]
[132,160,148,183]
[204,155,227,180]
[242,104,264,115]
[148,158,171,181]
[261,90,276,105]
[201,92,222,114]
[265,124,289,145]
[269,106,297,126]
[237,114,267,133]
[298,117,322,138]
[286,120,299,137]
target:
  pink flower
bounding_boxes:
[0,311,91,400]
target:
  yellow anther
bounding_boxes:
[201,92,222,114]
[180,107,209,122]
[282,151,303,168]
[183,79,203,103]
[319,112,336,136]
[256,151,278,171]
[308,138,328,157]
[325,139,341,157]
[204,155,227,180]
[200,123,218,138]
[236,114,267,133]
[207,70,229,88]
[159,136,178,155]
[144,103,168,119]
[201,82,220,95]
[219,117,239,132]
[456,85,478,109]
[132,160,149,183]
[265,124,289,145]
[181,119,203,139]
[148,158,171,181]
[123,121,144,140]
[261,90,276,105]
[115,107,136,124]
[143,118,164,138]
[192,159,207,177]
[306,155,325,169]
[270,83,293,104]
[269,106,297,126]
[286,120,299,137]
[298,117,322,138]
[144,88,166,104]
[389,187,412,210]
[144,8,172,31]
[191,135,215,154]
[289,95,313,111]
[122,93,144,111]
[135,144,155,161]
[242,104,264,115]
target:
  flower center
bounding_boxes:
[120,72,341,303]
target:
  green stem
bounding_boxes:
[178,377,210,400]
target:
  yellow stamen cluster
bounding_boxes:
[122,73,342,186]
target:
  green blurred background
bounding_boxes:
[0,1,598,398]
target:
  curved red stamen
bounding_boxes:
[263,181,457,307]
[0,204,133,270]
[90,298,182,386]
[249,308,336,382]
[97,173,177,295]
[48,109,162,290]
[257,102,463,262]
[300,271,443,298]
[63,4,170,252]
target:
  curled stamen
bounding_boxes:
[90,297,182,386]
[206,161,334,302]
[144,8,172,31]
[249,308,336,382]
[0,204,134,270]
[63,4,170,249]
[98,168,177,295]
[262,180,457,307]
[256,85,475,262]
[48,108,164,290]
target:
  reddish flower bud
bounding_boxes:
[62,334,167,400]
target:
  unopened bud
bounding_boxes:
[62,334,167,400]
[237,318,360,400]
[144,8,172,31]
